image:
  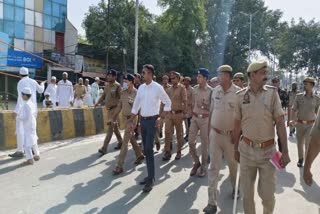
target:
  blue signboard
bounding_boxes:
[0,32,9,67]
[7,49,43,69]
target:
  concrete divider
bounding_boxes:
[0,107,125,150]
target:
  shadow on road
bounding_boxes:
[294,170,320,206]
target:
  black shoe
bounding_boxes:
[98,148,107,155]
[142,180,154,193]
[114,143,122,150]
[159,132,163,139]
[203,204,217,214]
[162,152,171,161]
[232,189,240,200]
[8,151,24,158]
[184,135,188,142]
[297,158,304,168]
[139,177,148,185]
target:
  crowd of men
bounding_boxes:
[6,61,320,214]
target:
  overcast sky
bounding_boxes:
[68,0,320,35]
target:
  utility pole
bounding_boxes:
[106,0,111,71]
[134,0,139,74]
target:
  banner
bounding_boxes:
[7,50,42,69]
[0,32,9,67]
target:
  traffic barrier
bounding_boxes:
[0,107,125,150]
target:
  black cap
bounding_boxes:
[107,69,118,76]
[124,74,135,83]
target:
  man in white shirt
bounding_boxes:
[84,79,93,106]
[9,67,45,158]
[129,64,171,193]
[56,72,74,108]
[44,76,57,106]
[91,77,100,105]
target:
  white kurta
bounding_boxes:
[14,76,45,114]
[17,100,38,147]
[84,85,94,106]
[91,82,100,103]
[14,77,44,152]
[56,80,74,107]
[44,83,57,105]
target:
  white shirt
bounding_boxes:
[132,81,171,117]
[56,80,74,107]
[14,76,45,113]
[44,83,57,103]
[84,85,94,106]
[91,82,100,101]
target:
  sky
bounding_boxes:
[68,0,320,35]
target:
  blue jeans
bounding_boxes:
[141,117,157,181]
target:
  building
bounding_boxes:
[0,0,78,102]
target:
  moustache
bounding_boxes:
[263,78,268,82]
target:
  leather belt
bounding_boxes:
[297,119,315,124]
[141,115,159,120]
[171,110,183,114]
[242,136,274,149]
[192,112,209,119]
[213,127,233,136]
[107,105,117,110]
[126,116,131,119]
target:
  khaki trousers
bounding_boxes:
[188,116,209,170]
[296,123,313,159]
[208,128,237,205]
[102,108,123,151]
[164,113,184,153]
[117,117,143,168]
[239,140,276,214]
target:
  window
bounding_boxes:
[35,12,42,27]
[60,5,66,18]
[4,20,14,36]
[43,28,51,43]
[43,14,52,29]
[53,0,67,5]
[43,0,52,15]
[15,0,24,7]
[0,19,4,32]
[52,3,59,17]
[25,9,34,25]
[15,6,24,23]
[15,22,24,38]
[0,3,3,19]
[25,0,34,10]
[14,38,24,50]
[4,0,14,4]
[4,4,14,21]
[25,40,34,52]
[25,24,34,40]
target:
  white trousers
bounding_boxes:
[15,119,24,152]
[73,99,83,108]
[24,144,40,160]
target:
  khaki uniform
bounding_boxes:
[292,92,320,159]
[158,84,172,142]
[116,88,143,168]
[310,108,320,137]
[164,83,187,154]
[99,81,123,152]
[185,86,193,136]
[188,84,212,170]
[208,84,239,206]
[235,85,284,214]
[288,90,298,134]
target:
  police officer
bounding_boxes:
[204,65,240,214]
[287,82,298,136]
[162,71,187,161]
[290,77,320,167]
[95,69,123,155]
[183,76,193,142]
[188,68,213,177]
[209,77,219,88]
[272,76,288,109]
[233,60,290,214]
[232,72,245,88]
[303,107,320,186]
[112,74,144,175]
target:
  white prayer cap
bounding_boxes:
[62,72,68,76]
[19,67,29,75]
[79,78,83,81]
[51,76,56,80]
[95,77,100,81]
[44,92,50,96]
[21,87,32,95]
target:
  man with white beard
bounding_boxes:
[9,67,45,158]
[56,72,74,108]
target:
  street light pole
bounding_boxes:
[134,0,139,74]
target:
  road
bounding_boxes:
[0,132,319,214]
